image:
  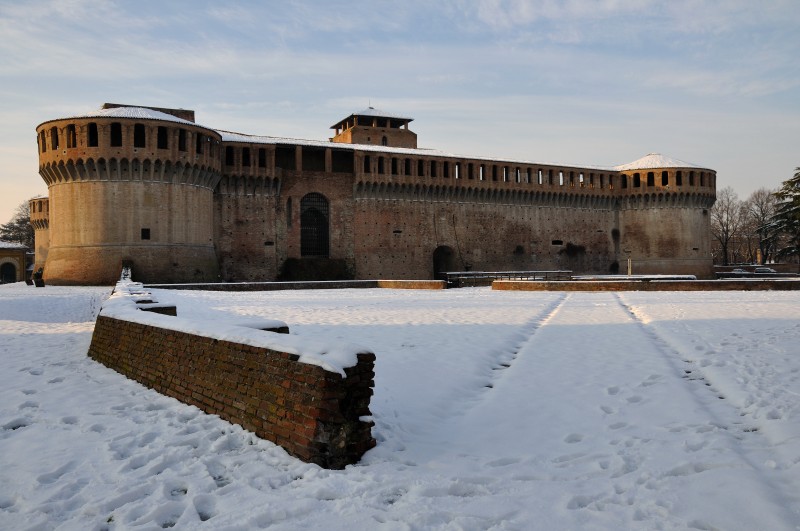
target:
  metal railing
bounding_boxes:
[441,270,572,288]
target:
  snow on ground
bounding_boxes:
[1,283,799,530]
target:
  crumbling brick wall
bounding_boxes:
[87,315,375,469]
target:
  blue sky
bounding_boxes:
[1,0,798,223]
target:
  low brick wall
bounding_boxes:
[493,279,800,292]
[144,280,445,291]
[87,315,375,469]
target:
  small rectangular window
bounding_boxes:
[647,172,654,187]
[676,171,683,186]
[40,130,47,152]
[157,126,168,149]
[418,159,424,176]
[242,147,250,166]
[178,129,186,152]
[258,148,266,168]
[133,123,146,148]
[662,171,668,186]
[141,228,151,240]
[51,127,59,150]
[225,146,234,166]
[110,123,122,147]
[87,123,98,147]
[363,155,371,173]
[196,133,204,154]
[66,124,77,148]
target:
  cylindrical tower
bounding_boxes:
[28,196,49,274]
[613,154,717,277]
[35,105,222,285]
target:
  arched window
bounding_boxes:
[381,136,388,146]
[50,127,59,149]
[66,124,77,148]
[300,193,329,257]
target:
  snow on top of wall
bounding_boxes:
[349,107,413,121]
[41,106,197,127]
[614,153,707,171]
[100,281,368,376]
[0,241,27,249]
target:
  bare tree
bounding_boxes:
[743,187,778,264]
[710,186,746,265]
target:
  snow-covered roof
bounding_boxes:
[37,106,198,128]
[215,130,617,171]
[614,153,707,171]
[0,241,27,249]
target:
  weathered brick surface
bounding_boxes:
[87,315,375,468]
[493,279,800,291]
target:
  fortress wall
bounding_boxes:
[214,180,281,282]
[353,198,619,279]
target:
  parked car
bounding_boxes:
[730,268,747,273]
[754,267,777,274]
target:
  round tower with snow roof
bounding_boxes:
[35,104,222,284]
[614,153,716,276]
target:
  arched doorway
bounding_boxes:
[433,245,458,280]
[300,193,329,257]
[0,262,17,284]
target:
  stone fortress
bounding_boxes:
[32,103,717,285]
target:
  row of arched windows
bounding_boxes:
[619,170,710,189]
[39,122,217,156]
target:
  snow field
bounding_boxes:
[1,284,799,530]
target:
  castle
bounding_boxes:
[31,103,717,285]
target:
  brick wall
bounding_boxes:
[87,315,375,469]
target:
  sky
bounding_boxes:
[1,0,799,223]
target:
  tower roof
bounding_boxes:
[614,153,707,171]
[330,107,413,130]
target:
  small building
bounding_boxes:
[0,241,28,284]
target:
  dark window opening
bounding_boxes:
[332,150,354,173]
[40,130,47,152]
[492,165,498,181]
[676,171,683,186]
[381,136,388,146]
[286,198,292,228]
[444,161,450,178]
[392,157,398,175]
[689,171,695,186]
[225,146,234,166]
[363,155,371,173]
[242,147,250,166]
[552,239,563,246]
[51,127,59,150]
[646,172,654,187]
[633,173,641,187]
[300,193,329,257]
[258,148,267,168]
[621,175,628,189]
[662,171,669,186]
[275,145,295,170]
[431,161,438,178]
[378,157,385,174]
[178,129,186,151]
[418,159,424,176]
[141,228,151,240]
[405,158,412,175]
[133,123,146,148]
[157,126,168,149]
[66,124,77,148]
[196,133,204,154]
[110,123,122,147]
[700,172,705,186]
[302,147,325,172]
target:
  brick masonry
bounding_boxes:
[87,315,376,469]
[493,279,800,291]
